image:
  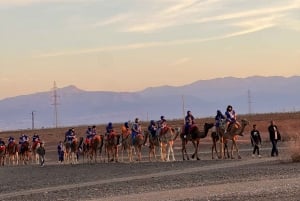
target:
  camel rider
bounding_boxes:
[32,133,40,143]
[225,105,241,133]
[65,128,76,144]
[91,125,97,138]
[64,128,75,143]
[8,136,15,144]
[19,134,29,144]
[106,122,114,139]
[184,111,195,137]
[132,118,141,144]
[121,122,130,143]
[0,138,5,147]
[156,116,166,136]
[215,110,226,134]
[85,126,93,144]
[148,120,157,138]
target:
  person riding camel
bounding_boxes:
[148,120,157,138]
[106,122,114,139]
[8,136,15,144]
[19,134,29,145]
[225,105,241,134]
[91,125,97,138]
[215,110,226,135]
[32,133,40,143]
[85,126,93,145]
[0,138,5,153]
[157,116,167,136]
[121,122,131,140]
[19,134,29,153]
[65,128,76,144]
[184,110,195,138]
[0,138,5,147]
[131,118,142,144]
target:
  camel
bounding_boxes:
[6,141,19,165]
[159,127,180,161]
[31,141,40,164]
[210,126,229,159]
[218,119,250,159]
[19,141,31,165]
[88,135,103,163]
[105,132,120,162]
[121,129,135,162]
[64,138,79,164]
[132,133,144,162]
[180,123,214,160]
[0,144,6,166]
[143,130,160,162]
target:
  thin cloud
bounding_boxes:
[170,57,191,66]
[124,1,300,33]
[0,0,96,7]
[35,25,273,58]
[92,14,129,27]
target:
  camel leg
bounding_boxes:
[219,137,224,159]
[170,142,175,161]
[166,144,170,162]
[182,140,189,160]
[233,140,241,159]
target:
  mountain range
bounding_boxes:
[0,76,299,131]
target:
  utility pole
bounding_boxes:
[248,89,252,114]
[52,81,59,128]
[31,111,35,130]
[182,95,185,124]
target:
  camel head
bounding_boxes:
[240,119,250,127]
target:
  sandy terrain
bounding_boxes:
[1,112,300,201]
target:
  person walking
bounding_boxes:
[37,142,46,166]
[57,141,64,163]
[250,124,262,158]
[268,120,281,157]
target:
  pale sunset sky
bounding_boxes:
[0,0,300,100]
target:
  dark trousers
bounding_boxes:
[253,145,260,155]
[58,151,64,162]
[271,140,278,156]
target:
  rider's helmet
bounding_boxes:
[108,122,112,127]
[187,111,191,115]
[150,120,155,125]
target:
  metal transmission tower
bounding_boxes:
[52,81,59,128]
[247,89,253,114]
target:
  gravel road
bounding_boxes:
[0,143,299,201]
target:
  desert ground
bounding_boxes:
[0,112,300,201]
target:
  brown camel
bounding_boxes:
[89,135,103,163]
[211,126,229,159]
[218,119,250,159]
[143,130,160,162]
[180,123,214,160]
[0,144,6,166]
[6,141,19,165]
[105,132,119,163]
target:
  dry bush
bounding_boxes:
[287,132,300,162]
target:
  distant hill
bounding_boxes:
[0,76,299,130]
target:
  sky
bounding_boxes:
[0,0,300,100]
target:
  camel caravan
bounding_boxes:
[0,106,251,166]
